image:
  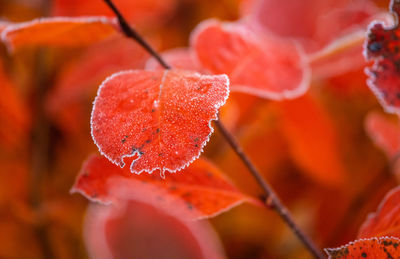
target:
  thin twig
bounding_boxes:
[103,0,170,69]
[102,0,324,258]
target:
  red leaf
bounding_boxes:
[325,237,400,259]
[358,186,400,239]
[278,94,346,186]
[1,17,117,51]
[365,111,400,161]
[365,0,400,114]
[84,189,226,259]
[72,154,254,219]
[191,19,310,100]
[91,69,229,176]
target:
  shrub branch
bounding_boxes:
[102,0,324,258]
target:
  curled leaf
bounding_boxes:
[91,69,229,176]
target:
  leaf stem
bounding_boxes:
[102,0,324,258]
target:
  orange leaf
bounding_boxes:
[358,186,400,239]
[72,155,254,219]
[191,19,310,100]
[1,17,117,51]
[91,69,229,176]
[325,237,400,259]
[278,93,346,186]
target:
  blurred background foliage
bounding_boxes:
[0,0,398,258]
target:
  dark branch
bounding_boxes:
[102,0,324,258]
[214,119,324,259]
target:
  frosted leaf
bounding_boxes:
[91,69,229,176]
